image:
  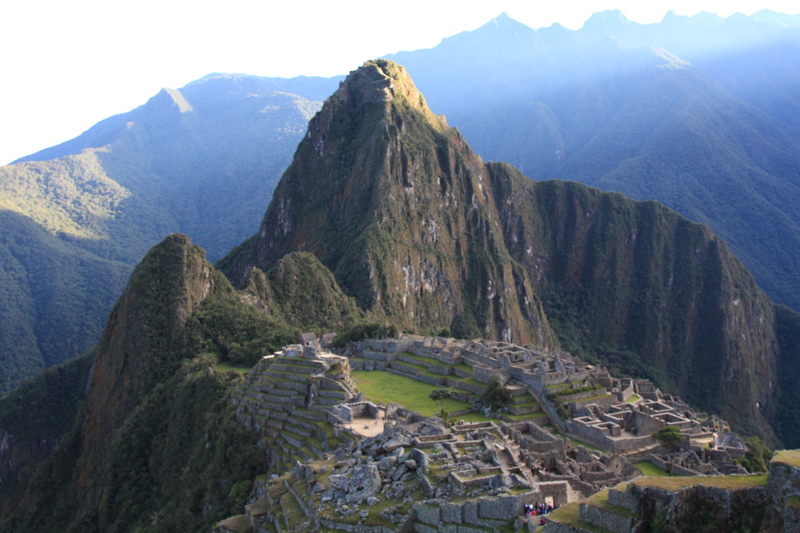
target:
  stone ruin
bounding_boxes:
[218,333,761,533]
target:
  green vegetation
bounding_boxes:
[734,438,773,473]
[634,461,669,477]
[625,394,641,403]
[480,377,512,410]
[548,383,604,398]
[653,426,685,476]
[773,305,800,448]
[0,235,365,532]
[0,76,335,394]
[401,352,473,374]
[352,370,491,422]
[429,388,455,426]
[632,474,769,491]
[332,322,399,347]
[586,489,636,518]
[772,449,800,468]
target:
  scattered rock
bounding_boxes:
[378,456,397,471]
[384,434,412,452]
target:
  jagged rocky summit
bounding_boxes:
[220,59,789,444]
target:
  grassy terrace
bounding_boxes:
[773,449,800,468]
[352,370,493,422]
[569,393,613,403]
[502,412,548,422]
[401,352,473,375]
[632,474,769,491]
[634,461,669,477]
[543,502,611,533]
[585,489,637,518]
[625,394,641,403]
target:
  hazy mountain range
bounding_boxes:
[2,59,800,533]
[0,74,339,393]
[387,9,800,315]
[0,9,799,410]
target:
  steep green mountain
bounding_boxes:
[221,60,798,446]
[0,73,340,393]
[385,11,800,312]
[0,234,363,529]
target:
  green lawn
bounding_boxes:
[401,352,473,375]
[632,474,769,490]
[502,412,548,422]
[634,461,668,477]
[352,370,492,422]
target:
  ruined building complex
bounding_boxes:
[211,333,793,533]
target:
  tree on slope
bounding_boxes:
[653,426,685,476]
[429,388,455,427]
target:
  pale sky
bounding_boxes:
[1,0,798,165]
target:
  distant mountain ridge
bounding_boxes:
[0,72,341,394]
[385,10,800,312]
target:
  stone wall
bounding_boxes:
[565,420,653,454]
[472,365,504,384]
[567,395,616,412]
[579,503,639,533]
[649,454,700,477]
[538,481,570,506]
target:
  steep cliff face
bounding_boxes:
[78,233,218,501]
[220,60,784,442]
[220,60,557,346]
[490,173,779,437]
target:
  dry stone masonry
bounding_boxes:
[215,333,795,533]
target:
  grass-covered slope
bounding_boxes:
[0,234,363,532]
[0,74,339,393]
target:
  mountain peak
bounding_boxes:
[331,60,445,129]
[582,9,631,32]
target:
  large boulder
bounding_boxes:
[344,465,382,504]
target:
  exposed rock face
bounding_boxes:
[220,59,785,441]
[220,59,557,346]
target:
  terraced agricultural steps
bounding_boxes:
[233,355,357,469]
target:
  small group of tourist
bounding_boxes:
[523,502,556,518]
